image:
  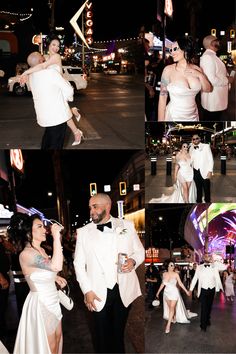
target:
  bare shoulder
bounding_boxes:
[190,64,202,72]
[163,64,175,74]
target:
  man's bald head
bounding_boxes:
[89,193,112,224]
[27,52,44,67]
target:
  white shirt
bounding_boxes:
[200,49,229,111]
[29,68,73,127]
[200,266,216,290]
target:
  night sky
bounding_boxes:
[1,0,234,42]
[13,150,141,224]
[145,204,193,249]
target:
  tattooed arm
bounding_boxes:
[158,68,170,121]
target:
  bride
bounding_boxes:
[149,143,196,203]
[155,259,196,334]
[8,212,66,354]
[158,36,212,121]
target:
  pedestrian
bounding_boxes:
[223,267,235,302]
[20,36,83,146]
[145,263,161,308]
[23,51,74,149]
[189,134,214,202]
[73,193,145,353]
[0,236,10,345]
[200,35,235,120]
[189,253,227,332]
[7,212,67,354]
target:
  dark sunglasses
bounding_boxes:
[192,138,200,141]
[169,46,180,54]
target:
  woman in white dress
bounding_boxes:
[20,36,83,146]
[149,143,196,203]
[223,267,235,302]
[155,259,192,334]
[158,36,212,121]
[8,212,66,354]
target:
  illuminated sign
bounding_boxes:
[10,149,24,173]
[0,204,13,219]
[70,0,89,48]
[164,0,173,18]
[85,2,93,45]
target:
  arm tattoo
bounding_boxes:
[160,76,169,96]
[32,254,52,271]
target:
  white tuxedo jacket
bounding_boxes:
[189,262,226,298]
[189,143,214,179]
[73,216,145,312]
[200,49,229,111]
[29,68,73,127]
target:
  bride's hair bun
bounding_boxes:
[7,213,41,252]
[174,36,198,63]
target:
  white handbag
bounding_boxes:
[58,285,74,311]
[152,298,160,307]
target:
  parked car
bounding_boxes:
[8,65,88,96]
[104,69,118,75]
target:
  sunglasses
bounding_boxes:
[169,46,180,54]
[183,146,188,148]
[192,138,200,141]
[169,264,175,267]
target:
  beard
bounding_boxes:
[91,209,107,224]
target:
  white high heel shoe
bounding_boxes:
[72,129,84,146]
[71,107,81,122]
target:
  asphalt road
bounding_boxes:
[0,73,144,149]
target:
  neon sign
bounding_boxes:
[10,149,24,173]
[85,2,93,45]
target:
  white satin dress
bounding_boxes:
[165,83,201,121]
[163,278,197,324]
[149,158,196,203]
[13,270,62,354]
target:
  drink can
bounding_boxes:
[117,253,128,273]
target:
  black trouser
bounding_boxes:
[14,282,29,317]
[93,284,130,353]
[200,287,215,329]
[0,287,9,341]
[41,122,67,149]
[193,168,211,203]
[201,108,226,121]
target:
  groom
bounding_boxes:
[74,193,145,353]
[189,134,214,202]
[189,253,226,332]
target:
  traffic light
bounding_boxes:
[230,29,235,39]
[211,29,217,37]
[89,183,97,196]
[119,182,127,196]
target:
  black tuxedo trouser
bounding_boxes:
[200,287,215,329]
[41,122,67,149]
[193,168,211,203]
[93,283,130,354]
[201,108,226,121]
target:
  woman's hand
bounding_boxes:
[51,223,63,240]
[19,74,28,86]
[55,275,67,289]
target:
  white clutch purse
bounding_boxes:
[152,298,160,307]
[58,285,74,311]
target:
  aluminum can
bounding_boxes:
[117,253,128,273]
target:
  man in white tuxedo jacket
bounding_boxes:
[200,35,234,120]
[189,134,214,202]
[189,253,226,332]
[74,193,145,353]
[27,52,73,149]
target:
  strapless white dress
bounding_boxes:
[149,159,196,203]
[48,63,62,74]
[13,270,62,354]
[163,278,197,324]
[165,83,200,121]
[0,341,9,354]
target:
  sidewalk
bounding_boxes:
[145,291,236,353]
[145,156,236,203]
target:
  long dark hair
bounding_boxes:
[7,213,42,252]
[174,36,197,64]
[162,258,175,271]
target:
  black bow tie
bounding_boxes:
[194,146,199,149]
[97,221,112,232]
[204,264,210,268]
